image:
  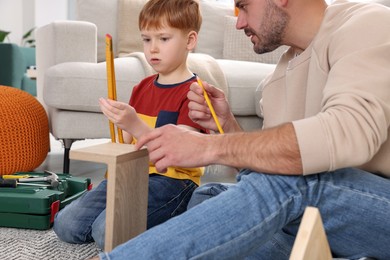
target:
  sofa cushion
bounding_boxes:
[216,59,275,116]
[76,0,118,62]
[195,0,234,59]
[44,58,146,112]
[223,15,288,64]
[117,0,147,58]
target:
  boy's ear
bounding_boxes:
[187,31,198,51]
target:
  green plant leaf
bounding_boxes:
[22,27,35,39]
[0,30,11,42]
[21,27,36,47]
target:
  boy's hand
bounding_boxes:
[99,98,137,130]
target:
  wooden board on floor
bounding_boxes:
[290,206,332,260]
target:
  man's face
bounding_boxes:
[236,0,289,54]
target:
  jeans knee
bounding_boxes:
[53,210,93,244]
[53,214,77,243]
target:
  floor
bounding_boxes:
[34,135,237,187]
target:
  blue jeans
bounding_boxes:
[99,168,390,259]
[53,174,197,249]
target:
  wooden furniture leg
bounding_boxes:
[70,142,149,252]
[290,206,332,260]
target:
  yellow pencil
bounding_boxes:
[196,77,224,134]
[105,34,124,143]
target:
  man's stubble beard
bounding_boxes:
[252,0,289,54]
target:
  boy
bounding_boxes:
[53,0,204,249]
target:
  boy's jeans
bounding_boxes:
[100,168,390,259]
[53,174,197,249]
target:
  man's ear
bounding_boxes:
[187,31,198,51]
[275,0,288,8]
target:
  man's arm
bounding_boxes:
[215,122,303,174]
[135,122,303,175]
[133,80,303,174]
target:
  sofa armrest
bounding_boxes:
[36,20,97,105]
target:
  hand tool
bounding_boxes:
[17,170,59,188]
[2,174,31,179]
[0,178,52,188]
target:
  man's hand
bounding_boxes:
[135,124,211,172]
[188,81,241,133]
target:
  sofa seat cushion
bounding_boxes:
[216,59,275,116]
[49,109,110,139]
[44,57,146,112]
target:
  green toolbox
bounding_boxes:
[0,171,92,230]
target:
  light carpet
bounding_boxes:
[0,227,101,260]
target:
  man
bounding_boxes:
[94,0,390,259]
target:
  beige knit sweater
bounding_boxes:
[260,1,390,177]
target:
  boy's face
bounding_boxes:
[141,24,191,75]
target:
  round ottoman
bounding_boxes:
[0,86,50,175]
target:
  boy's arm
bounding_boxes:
[125,116,152,140]
[122,131,133,144]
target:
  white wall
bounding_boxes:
[0,0,23,44]
[0,0,73,45]
[35,0,68,28]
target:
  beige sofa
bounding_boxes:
[36,0,284,173]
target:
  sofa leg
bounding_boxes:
[62,139,76,173]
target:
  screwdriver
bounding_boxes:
[2,175,31,180]
[0,178,51,188]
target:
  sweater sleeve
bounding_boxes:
[293,3,390,175]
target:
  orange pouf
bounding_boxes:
[0,86,50,175]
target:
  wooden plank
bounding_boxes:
[70,143,149,251]
[290,207,332,260]
[70,142,147,163]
